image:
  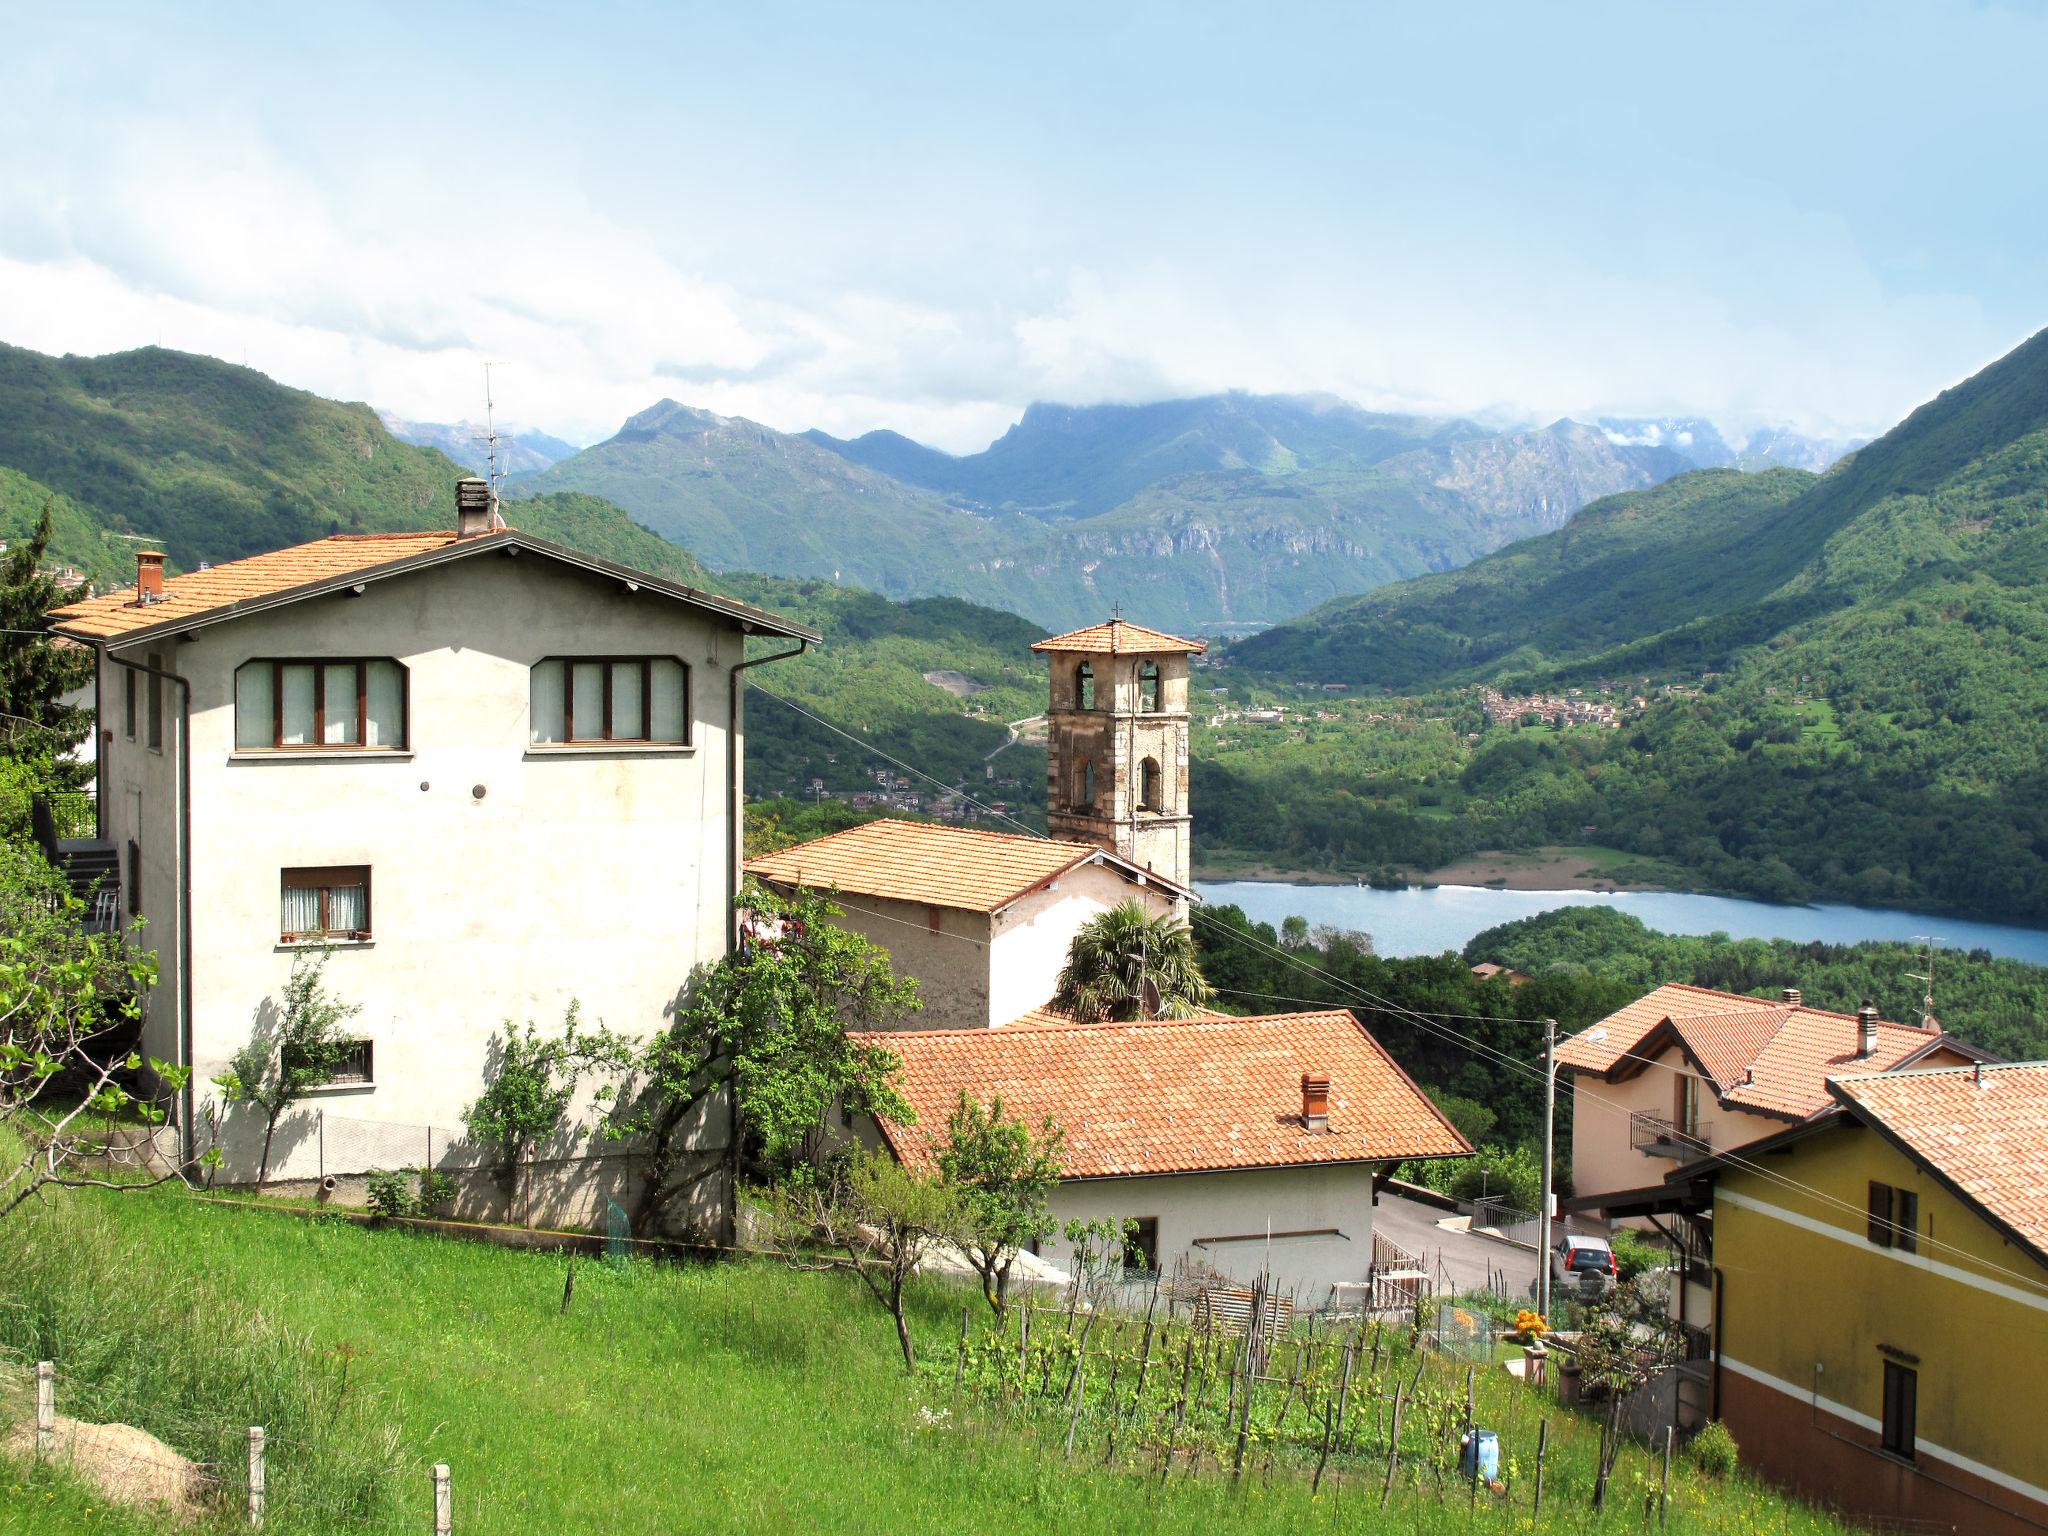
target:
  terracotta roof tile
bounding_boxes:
[854,1010,1470,1179]
[49,532,465,640]
[1558,981,1939,1120]
[1832,1063,2048,1262]
[1032,619,1205,656]
[747,818,1188,914]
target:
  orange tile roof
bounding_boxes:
[1558,981,1941,1121]
[853,1010,1470,1179]
[1000,1003,1231,1028]
[49,532,464,640]
[47,527,818,645]
[1831,1063,2048,1265]
[747,818,1190,914]
[1032,619,1206,656]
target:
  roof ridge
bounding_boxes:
[855,1009,1358,1042]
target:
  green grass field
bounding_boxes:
[0,1188,1854,1535]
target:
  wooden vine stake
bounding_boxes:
[1532,1417,1549,1520]
[1661,1423,1674,1525]
[1379,1372,1410,1508]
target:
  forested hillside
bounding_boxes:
[1207,327,2048,920]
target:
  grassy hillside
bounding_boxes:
[0,1185,1853,1536]
[0,466,133,586]
[0,343,461,566]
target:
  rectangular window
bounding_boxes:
[1894,1190,1919,1255]
[529,656,689,745]
[146,651,164,752]
[280,866,371,942]
[123,667,137,739]
[326,1040,374,1087]
[1867,1181,1894,1248]
[236,660,407,751]
[125,838,142,918]
[1881,1361,1917,1460]
[1123,1217,1161,1277]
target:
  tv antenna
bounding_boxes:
[477,364,508,528]
[1906,936,1943,1030]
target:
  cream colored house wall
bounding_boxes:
[1039,1162,1383,1309]
[1569,1046,1787,1208]
[104,552,746,1221]
[824,863,1176,1030]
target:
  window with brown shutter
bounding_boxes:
[1881,1360,1917,1460]
[1867,1181,1894,1247]
[1895,1189,1919,1254]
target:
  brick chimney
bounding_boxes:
[1856,1000,1881,1059]
[1781,987,1802,1006]
[455,477,494,538]
[1301,1073,1330,1133]
[134,550,166,604]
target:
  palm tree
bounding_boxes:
[1052,900,1214,1022]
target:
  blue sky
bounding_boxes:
[3,1,2044,450]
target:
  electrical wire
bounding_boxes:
[746,682,2048,1297]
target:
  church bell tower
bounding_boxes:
[1033,618,1204,891]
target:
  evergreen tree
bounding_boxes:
[0,504,91,781]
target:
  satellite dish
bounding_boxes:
[1139,976,1163,1020]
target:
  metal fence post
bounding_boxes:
[432,1462,451,1534]
[318,1109,325,1184]
[248,1426,265,1527]
[35,1361,54,1459]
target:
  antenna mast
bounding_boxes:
[481,364,507,528]
[1906,936,1942,1030]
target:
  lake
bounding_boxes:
[1192,880,2048,966]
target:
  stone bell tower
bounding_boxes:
[1033,618,1204,890]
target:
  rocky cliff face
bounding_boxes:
[1382,420,1687,532]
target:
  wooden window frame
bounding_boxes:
[1866,1180,1894,1248]
[280,865,372,943]
[237,658,410,752]
[123,667,137,740]
[532,655,691,746]
[1881,1360,1917,1461]
[1894,1189,1919,1255]
[146,651,165,753]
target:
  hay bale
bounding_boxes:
[6,1414,211,1520]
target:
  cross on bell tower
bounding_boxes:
[1032,618,1205,890]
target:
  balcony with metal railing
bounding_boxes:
[1629,1110,1712,1159]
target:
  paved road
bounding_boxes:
[1373,1191,1539,1301]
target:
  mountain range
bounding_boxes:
[512,389,1853,633]
[378,412,579,477]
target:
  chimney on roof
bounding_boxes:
[1857,999,1881,1059]
[1781,987,1802,1006]
[134,550,165,604]
[455,477,494,538]
[1301,1073,1330,1133]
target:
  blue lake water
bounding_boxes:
[1192,880,2048,966]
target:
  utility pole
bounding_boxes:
[1537,1017,1557,1317]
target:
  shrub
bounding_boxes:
[365,1168,418,1221]
[1611,1225,1664,1281]
[1690,1419,1739,1476]
[415,1167,457,1214]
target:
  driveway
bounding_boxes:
[1373,1190,1540,1301]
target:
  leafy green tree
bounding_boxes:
[462,1002,631,1183]
[0,503,91,774]
[937,1092,1065,1319]
[762,1148,967,1371]
[1052,900,1214,1022]
[0,847,205,1218]
[213,948,361,1186]
[614,885,916,1234]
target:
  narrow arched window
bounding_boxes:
[1075,756,1095,811]
[1139,660,1161,712]
[1140,757,1163,811]
[1076,660,1096,711]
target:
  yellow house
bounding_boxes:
[1689,1061,2048,1535]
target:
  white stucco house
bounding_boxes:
[850,1008,1470,1308]
[49,481,816,1231]
[746,817,1190,1030]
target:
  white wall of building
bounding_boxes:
[1038,1162,1383,1311]
[99,550,751,1227]
[822,862,1177,1030]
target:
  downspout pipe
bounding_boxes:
[721,630,807,1248]
[102,648,195,1172]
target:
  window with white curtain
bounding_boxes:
[280,866,371,942]
[529,656,689,745]
[235,660,407,750]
